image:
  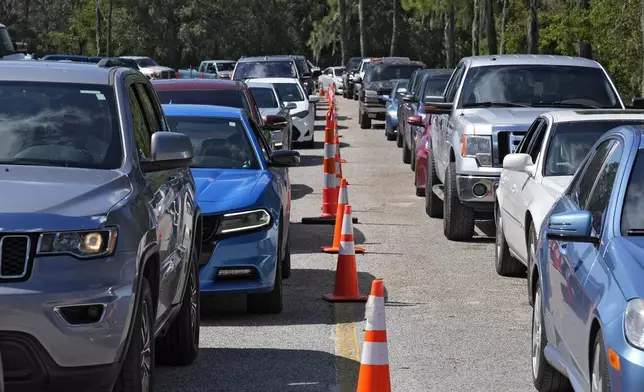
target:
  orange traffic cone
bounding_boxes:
[325,109,334,132]
[322,205,368,302]
[321,179,363,254]
[357,279,392,392]
[301,126,337,225]
[319,84,325,97]
[334,121,347,164]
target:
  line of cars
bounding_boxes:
[348,53,644,391]
[0,48,325,391]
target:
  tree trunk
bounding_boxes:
[641,0,644,95]
[527,0,539,54]
[472,0,480,55]
[500,0,509,54]
[390,0,398,56]
[95,0,102,56]
[485,0,498,54]
[358,0,366,56]
[578,0,592,58]
[338,0,348,64]
[106,0,113,56]
[444,4,455,68]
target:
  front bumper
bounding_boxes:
[360,101,387,120]
[199,227,278,294]
[456,175,499,208]
[599,312,644,391]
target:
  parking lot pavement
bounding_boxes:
[157,97,535,391]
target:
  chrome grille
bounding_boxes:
[160,70,176,79]
[0,235,31,279]
[492,126,528,167]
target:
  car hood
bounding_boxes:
[0,166,131,231]
[140,65,175,74]
[191,168,267,213]
[606,237,644,300]
[541,176,573,198]
[363,80,395,92]
[462,108,569,134]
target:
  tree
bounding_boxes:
[338,0,348,64]
[359,0,366,56]
[95,0,102,56]
[390,0,399,56]
[485,0,497,54]
[472,0,480,55]
[527,0,538,54]
[578,0,592,58]
[499,0,509,54]
[444,4,455,67]
[106,0,113,56]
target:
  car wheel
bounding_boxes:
[414,170,424,197]
[410,141,416,171]
[386,124,397,141]
[247,258,283,314]
[591,333,610,392]
[402,136,412,164]
[113,278,155,392]
[528,223,538,306]
[443,162,475,240]
[396,130,403,148]
[156,245,200,366]
[532,280,571,392]
[425,150,443,218]
[281,219,291,279]
[360,111,371,129]
[302,130,315,149]
[495,205,526,277]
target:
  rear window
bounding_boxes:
[365,65,423,82]
[216,62,236,72]
[274,83,304,102]
[155,89,245,108]
[249,87,279,108]
[233,61,297,80]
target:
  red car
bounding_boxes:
[410,114,431,197]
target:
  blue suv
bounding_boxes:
[0,59,202,392]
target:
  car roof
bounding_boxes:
[464,54,602,68]
[161,104,243,118]
[245,77,300,84]
[120,56,149,60]
[0,60,115,84]
[543,110,644,123]
[151,79,244,91]
[238,56,294,63]
[202,59,236,63]
[372,60,425,68]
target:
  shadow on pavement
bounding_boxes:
[156,347,354,392]
[199,268,379,326]
[291,184,314,200]
[371,124,385,130]
[314,124,326,131]
[297,155,324,167]
[336,116,349,121]
[289,223,366,254]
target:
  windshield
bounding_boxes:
[234,61,297,80]
[423,76,450,97]
[365,65,423,82]
[155,90,245,108]
[544,120,644,176]
[346,58,362,71]
[216,62,235,72]
[622,150,644,235]
[460,65,621,108]
[249,87,279,108]
[0,28,16,57]
[0,82,121,169]
[166,116,258,169]
[274,83,304,102]
[136,58,158,68]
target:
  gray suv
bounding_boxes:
[0,59,203,391]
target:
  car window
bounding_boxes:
[249,87,279,108]
[136,58,158,68]
[525,120,548,164]
[573,139,615,206]
[155,89,245,108]
[198,63,206,73]
[444,63,466,103]
[274,83,305,102]
[0,27,16,57]
[135,83,163,132]
[165,115,259,169]
[247,118,271,161]
[584,141,622,233]
[365,65,423,83]
[423,76,451,99]
[0,81,122,169]
[517,119,544,154]
[127,84,153,158]
[621,150,644,235]
[216,62,235,72]
[206,63,217,73]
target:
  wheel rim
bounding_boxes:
[140,301,151,391]
[495,211,503,261]
[591,342,603,392]
[532,288,542,379]
[190,264,198,343]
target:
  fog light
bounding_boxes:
[56,304,106,325]
[472,183,488,197]
[216,268,257,280]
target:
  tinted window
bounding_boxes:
[155,89,245,108]
[365,65,422,82]
[346,58,362,71]
[459,65,620,108]
[0,81,122,169]
[585,142,622,233]
[526,121,548,163]
[445,64,466,103]
[575,140,614,206]
[294,58,309,75]
[423,76,451,98]
[274,83,304,102]
[233,61,297,80]
[545,120,644,176]
[249,87,279,108]
[0,28,16,57]
[622,150,644,235]
[136,58,158,68]
[335,67,346,75]
[127,86,152,158]
[135,84,163,132]
[165,116,258,169]
[216,62,235,72]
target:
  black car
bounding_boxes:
[288,55,321,95]
[342,57,368,99]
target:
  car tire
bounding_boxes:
[495,204,526,277]
[414,171,424,197]
[360,111,371,129]
[591,333,611,392]
[402,136,412,164]
[425,150,443,218]
[281,219,292,279]
[396,130,403,148]
[302,130,315,149]
[386,126,397,141]
[532,280,571,392]
[443,162,475,241]
[113,278,155,392]
[410,141,416,171]
[156,245,200,366]
[248,258,283,314]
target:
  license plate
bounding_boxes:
[368,113,377,119]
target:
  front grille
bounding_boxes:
[492,127,527,167]
[0,235,31,279]
[160,70,176,79]
[202,215,222,243]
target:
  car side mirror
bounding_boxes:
[502,153,536,176]
[402,94,416,102]
[312,69,322,78]
[630,97,644,109]
[397,88,408,94]
[263,114,288,130]
[546,210,599,244]
[407,115,424,127]
[270,149,300,167]
[284,102,297,110]
[424,101,453,115]
[308,95,320,103]
[141,132,194,172]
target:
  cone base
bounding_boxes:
[301,217,358,225]
[322,293,368,302]
[340,159,347,163]
[320,245,365,254]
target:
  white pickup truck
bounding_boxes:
[424,55,625,241]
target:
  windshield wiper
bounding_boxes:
[462,101,528,108]
[0,158,62,167]
[530,101,598,109]
[626,229,644,236]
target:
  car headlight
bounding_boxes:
[37,229,118,258]
[293,110,309,119]
[626,298,644,349]
[217,209,271,234]
[461,135,492,167]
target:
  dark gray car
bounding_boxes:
[0,60,202,392]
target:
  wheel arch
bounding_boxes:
[588,317,602,379]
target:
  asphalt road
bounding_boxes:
[156,96,535,392]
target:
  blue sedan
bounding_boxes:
[531,125,644,391]
[384,79,408,141]
[162,104,300,314]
